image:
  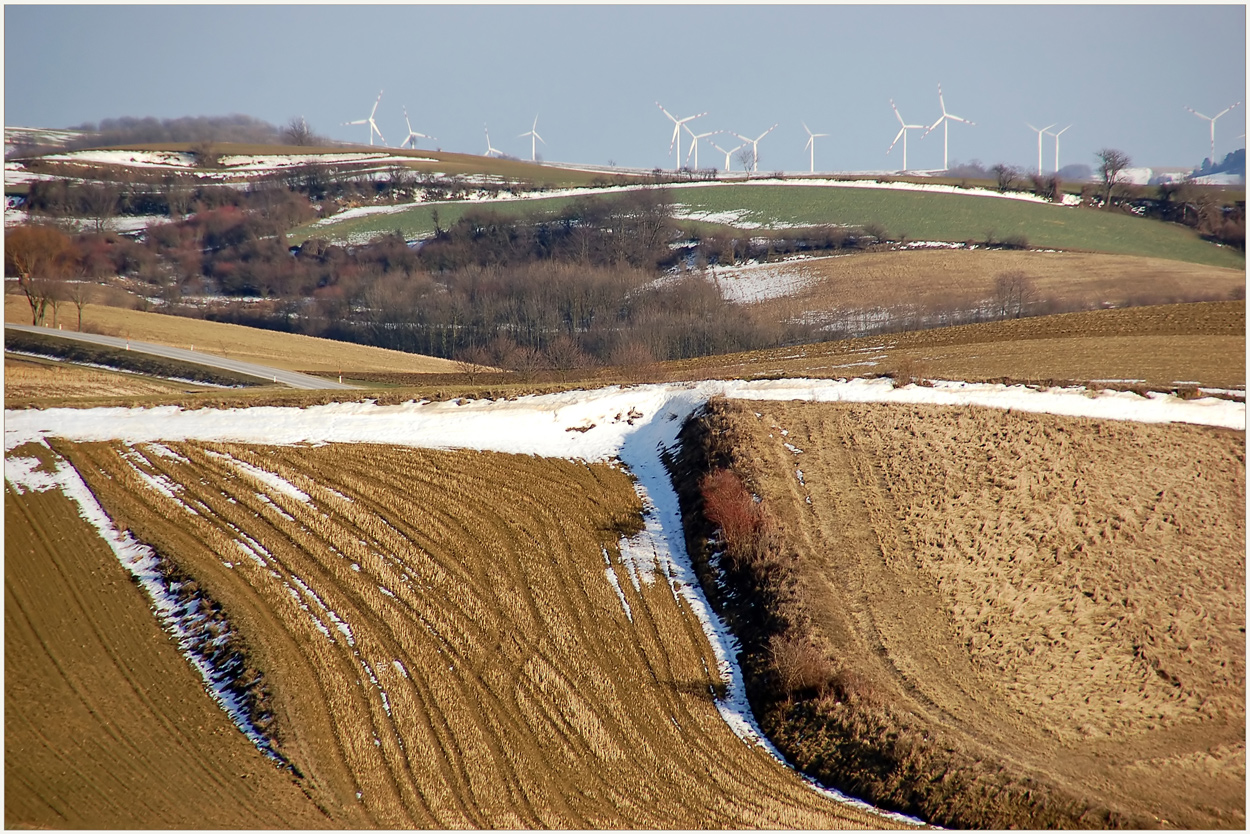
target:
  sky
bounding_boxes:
[4,4,1247,174]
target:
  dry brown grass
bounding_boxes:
[4,294,461,375]
[18,439,899,829]
[751,250,1245,325]
[3,355,208,406]
[682,399,1245,829]
[662,301,1246,392]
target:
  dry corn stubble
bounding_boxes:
[44,439,901,829]
[4,442,334,830]
[713,399,1245,829]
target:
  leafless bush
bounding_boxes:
[993,271,1038,318]
[768,633,834,696]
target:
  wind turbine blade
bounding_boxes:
[656,102,679,123]
[805,136,814,152]
[1186,107,1212,120]
[535,132,545,144]
[891,99,906,127]
[888,126,905,153]
[803,121,813,137]
[759,123,779,140]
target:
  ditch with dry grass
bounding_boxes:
[668,397,1245,829]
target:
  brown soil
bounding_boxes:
[681,400,1245,829]
[4,444,334,829]
[19,439,900,829]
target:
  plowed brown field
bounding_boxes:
[707,400,1245,828]
[6,439,900,829]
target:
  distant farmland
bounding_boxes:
[295,181,1245,269]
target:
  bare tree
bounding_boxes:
[1095,148,1131,207]
[282,116,315,146]
[991,163,1017,192]
[993,270,1037,319]
[67,281,93,331]
[5,225,74,325]
[734,146,756,178]
[81,183,120,233]
[545,334,593,382]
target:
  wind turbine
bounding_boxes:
[483,125,503,158]
[1184,101,1241,164]
[683,125,722,169]
[1025,122,1055,175]
[1045,124,1072,173]
[802,122,829,173]
[343,90,386,146]
[731,124,779,173]
[709,139,746,173]
[887,99,925,172]
[656,101,708,170]
[401,107,435,149]
[923,83,974,171]
[518,114,545,162]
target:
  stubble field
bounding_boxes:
[703,399,1245,828]
[743,249,1245,324]
[5,438,899,829]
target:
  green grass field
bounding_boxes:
[673,184,1245,268]
[295,182,1244,268]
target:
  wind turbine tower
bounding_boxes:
[924,83,974,171]
[483,125,503,158]
[401,107,435,149]
[709,139,745,173]
[343,90,387,147]
[683,125,722,169]
[1026,122,1055,175]
[731,124,779,174]
[519,115,545,162]
[656,102,708,170]
[887,99,925,172]
[803,122,829,174]
[1185,101,1241,164]
[1045,124,1072,173]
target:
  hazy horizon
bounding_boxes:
[5,4,1246,173]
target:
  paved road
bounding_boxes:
[5,324,356,390]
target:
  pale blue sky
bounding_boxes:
[5,4,1246,173]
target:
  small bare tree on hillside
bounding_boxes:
[1095,148,1131,207]
[993,270,1038,319]
[283,116,315,146]
[991,163,1017,192]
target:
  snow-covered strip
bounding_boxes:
[783,443,803,454]
[707,260,817,303]
[120,449,181,497]
[6,378,1242,460]
[203,450,311,503]
[602,548,634,621]
[5,454,62,493]
[3,440,284,762]
[144,443,190,463]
